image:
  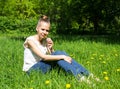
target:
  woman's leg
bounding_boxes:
[71,59,89,76]
[27,60,52,74]
[52,51,90,77]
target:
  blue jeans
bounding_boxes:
[27,51,90,77]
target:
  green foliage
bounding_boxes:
[0,0,120,35]
[0,0,37,18]
[0,16,37,34]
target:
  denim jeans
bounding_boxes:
[27,51,90,77]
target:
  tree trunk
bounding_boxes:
[93,15,99,34]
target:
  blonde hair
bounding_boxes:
[37,15,50,28]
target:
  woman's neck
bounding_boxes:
[34,35,42,42]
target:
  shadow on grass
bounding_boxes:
[9,34,120,45]
[10,36,26,41]
[52,34,120,45]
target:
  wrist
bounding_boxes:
[61,55,66,59]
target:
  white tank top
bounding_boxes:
[23,36,48,71]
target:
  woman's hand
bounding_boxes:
[46,38,54,49]
[46,38,54,54]
[63,55,72,63]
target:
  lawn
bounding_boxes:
[0,35,120,89]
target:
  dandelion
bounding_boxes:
[45,80,50,85]
[91,57,94,60]
[66,84,71,89]
[31,80,33,83]
[103,72,107,75]
[29,88,33,89]
[87,61,90,64]
[99,57,102,60]
[92,54,97,56]
[116,68,120,72]
[102,61,106,64]
[115,54,118,57]
[104,76,109,81]
[100,55,104,57]
[9,69,12,72]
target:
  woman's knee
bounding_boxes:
[52,50,68,55]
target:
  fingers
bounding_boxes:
[47,43,53,48]
[46,38,54,48]
[46,38,53,44]
[64,56,72,64]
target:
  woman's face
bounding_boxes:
[36,21,50,39]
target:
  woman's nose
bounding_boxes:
[43,30,48,34]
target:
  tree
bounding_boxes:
[0,0,120,35]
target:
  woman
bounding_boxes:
[23,15,93,82]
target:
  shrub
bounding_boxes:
[0,16,37,34]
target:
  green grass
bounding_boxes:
[0,35,120,89]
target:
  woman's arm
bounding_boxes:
[27,40,72,63]
[46,38,54,54]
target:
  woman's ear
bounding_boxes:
[36,27,38,32]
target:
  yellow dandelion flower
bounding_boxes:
[9,69,12,72]
[99,58,102,60]
[66,84,71,89]
[92,54,97,56]
[91,57,94,60]
[104,76,109,81]
[117,69,120,72]
[115,54,118,57]
[30,88,33,89]
[45,80,50,85]
[87,61,90,64]
[103,72,107,75]
[102,61,106,64]
[31,80,33,83]
[100,55,104,57]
